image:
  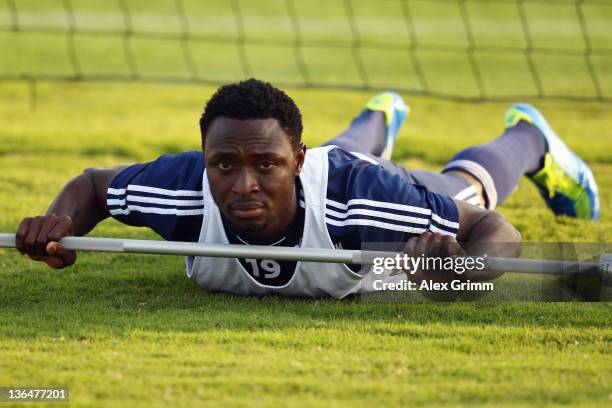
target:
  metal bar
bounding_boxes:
[0,234,365,264]
[486,256,599,276]
[0,234,602,277]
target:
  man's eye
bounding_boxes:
[259,162,276,170]
[218,162,233,171]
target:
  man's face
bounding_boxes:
[204,117,305,238]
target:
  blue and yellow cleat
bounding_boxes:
[504,103,600,220]
[365,91,409,161]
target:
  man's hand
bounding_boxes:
[14,165,125,269]
[15,213,77,269]
[403,231,465,283]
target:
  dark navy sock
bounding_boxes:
[322,110,386,156]
[443,121,546,209]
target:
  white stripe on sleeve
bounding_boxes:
[127,185,203,197]
[107,199,126,206]
[325,217,427,234]
[349,151,379,165]
[125,195,203,207]
[428,224,458,237]
[326,207,429,225]
[107,188,127,196]
[431,213,459,229]
[326,198,432,215]
[454,186,477,201]
[109,205,204,216]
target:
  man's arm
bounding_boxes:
[454,198,521,245]
[404,200,521,282]
[15,166,126,269]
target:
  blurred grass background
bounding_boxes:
[1,0,611,98]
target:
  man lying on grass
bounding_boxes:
[15,79,599,298]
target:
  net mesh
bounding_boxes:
[1,0,611,101]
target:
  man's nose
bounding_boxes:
[232,168,260,196]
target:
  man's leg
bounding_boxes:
[324,96,598,219]
[323,92,408,160]
[382,105,598,219]
[442,121,546,210]
[373,162,486,208]
[322,109,386,155]
[322,92,487,207]
[442,104,599,220]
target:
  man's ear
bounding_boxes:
[294,143,307,175]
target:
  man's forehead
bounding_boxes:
[205,117,292,154]
[207,117,284,139]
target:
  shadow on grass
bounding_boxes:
[0,253,610,340]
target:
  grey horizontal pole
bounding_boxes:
[0,233,602,276]
[0,233,370,264]
[485,256,599,276]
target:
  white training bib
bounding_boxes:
[186,146,367,298]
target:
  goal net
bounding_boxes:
[1,0,610,101]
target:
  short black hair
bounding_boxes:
[199,78,303,150]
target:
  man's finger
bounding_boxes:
[24,216,45,257]
[415,232,434,258]
[441,235,464,257]
[29,253,67,269]
[43,256,66,269]
[46,242,77,267]
[403,237,418,257]
[48,216,73,242]
[46,241,59,255]
[35,214,59,258]
[427,233,444,258]
[15,218,32,254]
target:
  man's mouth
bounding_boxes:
[228,202,266,219]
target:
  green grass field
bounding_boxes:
[0,82,610,407]
[0,0,611,406]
